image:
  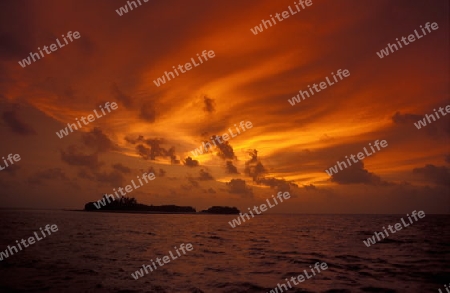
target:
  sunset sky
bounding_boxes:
[0,0,448,213]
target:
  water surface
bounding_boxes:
[0,210,449,292]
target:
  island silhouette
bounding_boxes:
[84,195,240,214]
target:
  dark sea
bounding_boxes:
[0,210,449,293]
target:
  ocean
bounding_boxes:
[0,210,449,292]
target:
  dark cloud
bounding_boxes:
[136,144,152,160]
[392,112,422,124]
[2,109,36,135]
[330,160,384,185]
[112,163,131,173]
[63,87,77,99]
[167,147,179,164]
[207,187,216,194]
[144,138,165,150]
[255,177,285,188]
[244,149,266,181]
[111,82,132,108]
[198,169,214,180]
[188,177,199,187]
[140,101,156,122]
[28,168,69,186]
[256,177,298,193]
[129,136,179,163]
[243,149,296,192]
[181,176,200,190]
[82,127,116,153]
[184,156,199,167]
[239,148,298,192]
[320,134,335,143]
[144,166,165,177]
[77,34,95,56]
[303,184,317,191]
[214,135,236,160]
[413,164,450,187]
[446,155,450,164]
[226,179,253,197]
[60,146,102,169]
[125,135,144,145]
[203,95,215,113]
[225,161,239,174]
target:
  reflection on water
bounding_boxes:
[0,210,449,292]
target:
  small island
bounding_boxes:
[200,206,240,214]
[84,195,196,213]
[84,195,240,214]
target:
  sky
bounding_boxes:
[0,0,448,213]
